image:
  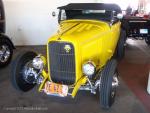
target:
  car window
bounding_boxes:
[60,9,112,22]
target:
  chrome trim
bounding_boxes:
[0,45,10,63]
[129,21,147,23]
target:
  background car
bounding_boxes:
[0,0,14,67]
[123,11,150,46]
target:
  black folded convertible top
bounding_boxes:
[58,3,122,13]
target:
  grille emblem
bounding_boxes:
[64,45,71,53]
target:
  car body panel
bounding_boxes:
[46,19,121,88]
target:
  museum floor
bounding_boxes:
[0,39,150,113]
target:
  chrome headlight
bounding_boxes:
[82,61,96,77]
[32,56,44,70]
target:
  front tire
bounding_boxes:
[145,37,150,46]
[116,30,126,60]
[11,51,37,92]
[0,38,13,67]
[99,59,119,109]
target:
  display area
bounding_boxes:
[0,0,150,113]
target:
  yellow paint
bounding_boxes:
[40,55,47,66]
[71,76,87,98]
[39,19,121,97]
[38,70,49,91]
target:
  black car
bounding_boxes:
[0,0,14,67]
[123,16,150,45]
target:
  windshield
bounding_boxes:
[59,9,113,22]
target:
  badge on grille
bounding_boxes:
[64,45,71,53]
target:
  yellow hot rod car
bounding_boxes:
[11,3,126,108]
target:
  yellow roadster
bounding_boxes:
[11,3,126,109]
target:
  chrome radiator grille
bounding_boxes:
[48,42,76,85]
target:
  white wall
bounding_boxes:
[4,0,96,45]
[98,0,138,10]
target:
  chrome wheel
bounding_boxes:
[111,73,119,98]
[22,61,38,84]
[0,45,11,63]
[11,51,37,92]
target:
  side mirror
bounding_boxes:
[52,11,56,17]
[117,13,123,19]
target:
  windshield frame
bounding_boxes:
[58,9,118,24]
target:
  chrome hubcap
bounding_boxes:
[22,62,38,84]
[111,73,119,98]
[0,45,10,63]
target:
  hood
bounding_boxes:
[52,20,110,45]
